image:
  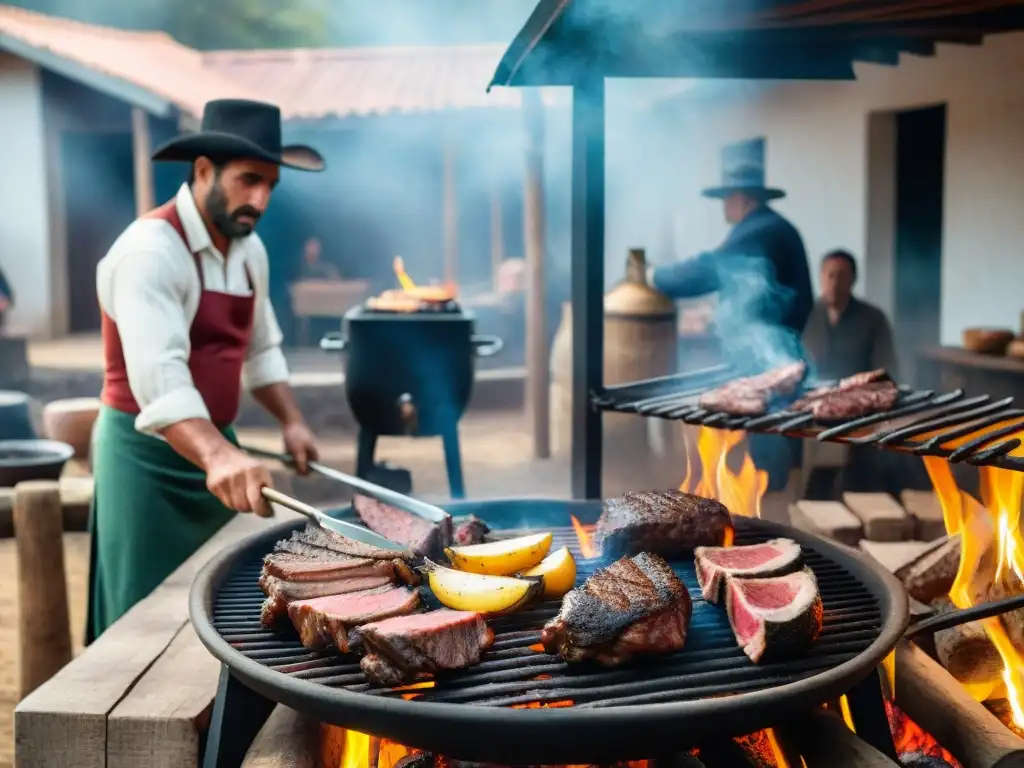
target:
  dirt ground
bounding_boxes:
[0,410,794,767]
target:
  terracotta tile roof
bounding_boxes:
[201,45,560,120]
[0,5,258,117]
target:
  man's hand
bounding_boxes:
[206,445,275,516]
[283,420,319,475]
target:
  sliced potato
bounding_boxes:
[422,559,543,615]
[445,532,553,576]
[519,546,577,599]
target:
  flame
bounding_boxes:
[341,729,372,768]
[680,426,768,521]
[569,515,598,558]
[764,728,791,767]
[393,256,417,291]
[926,458,1024,728]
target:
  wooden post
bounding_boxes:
[131,106,155,216]
[490,190,505,292]
[524,89,551,460]
[14,480,72,699]
[442,132,458,286]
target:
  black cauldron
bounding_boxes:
[0,439,75,487]
[320,306,502,438]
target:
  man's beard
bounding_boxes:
[206,182,261,239]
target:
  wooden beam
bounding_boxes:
[523,89,550,461]
[106,624,222,768]
[14,509,295,767]
[242,706,319,768]
[131,107,155,216]
[442,132,458,286]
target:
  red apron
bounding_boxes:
[100,200,256,426]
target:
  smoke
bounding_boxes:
[713,253,806,376]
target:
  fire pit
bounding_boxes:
[320,261,502,498]
[191,498,906,766]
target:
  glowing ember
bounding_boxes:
[885,698,961,766]
[395,681,435,701]
[569,515,598,558]
[924,456,1024,729]
[680,426,768,520]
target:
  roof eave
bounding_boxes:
[488,0,569,90]
[0,32,179,118]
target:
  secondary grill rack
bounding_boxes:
[191,500,907,766]
[594,364,1024,471]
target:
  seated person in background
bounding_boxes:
[802,249,905,498]
[802,249,898,380]
[0,261,12,331]
[299,237,340,280]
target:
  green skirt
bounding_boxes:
[86,406,236,643]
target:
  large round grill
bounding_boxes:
[190,499,908,764]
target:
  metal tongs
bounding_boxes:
[242,444,451,552]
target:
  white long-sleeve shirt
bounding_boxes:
[97,183,290,435]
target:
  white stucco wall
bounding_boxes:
[614,32,1024,346]
[0,53,52,338]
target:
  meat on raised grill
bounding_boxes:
[791,369,899,421]
[348,609,494,686]
[259,524,417,628]
[287,586,422,650]
[597,490,734,559]
[541,552,692,666]
[354,495,450,560]
[698,361,807,416]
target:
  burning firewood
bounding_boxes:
[895,535,962,605]
[776,710,901,767]
[894,640,1024,768]
[986,575,1024,660]
[930,597,1003,692]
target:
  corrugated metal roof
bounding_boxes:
[202,45,559,120]
[0,5,264,117]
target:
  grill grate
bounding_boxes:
[211,525,883,709]
[594,367,1024,471]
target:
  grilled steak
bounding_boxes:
[287,586,421,650]
[725,567,823,663]
[597,490,734,559]
[793,379,898,421]
[353,495,450,560]
[288,525,414,561]
[694,538,802,605]
[541,552,691,666]
[348,609,494,686]
[698,362,807,416]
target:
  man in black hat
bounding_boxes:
[88,99,326,641]
[651,138,814,491]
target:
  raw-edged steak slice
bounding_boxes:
[353,495,451,560]
[541,552,691,666]
[287,586,421,650]
[694,538,803,605]
[597,490,734,559]
[725,567,823,664]
[258,562,400,628]
[348,609,494,686]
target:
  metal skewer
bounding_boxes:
[260,486,411,553]
[242,445,451,525]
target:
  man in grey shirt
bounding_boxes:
[802,249,901,497]
[802,249,898,380]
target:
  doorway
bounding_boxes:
[893,105,946,377]
[62,131,136,333]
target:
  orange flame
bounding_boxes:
[569,515,598,558]
[681,426,769,520]
[926,457,1024,728]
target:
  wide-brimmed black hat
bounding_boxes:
[152,99,324,172]
[701,138,784,201]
